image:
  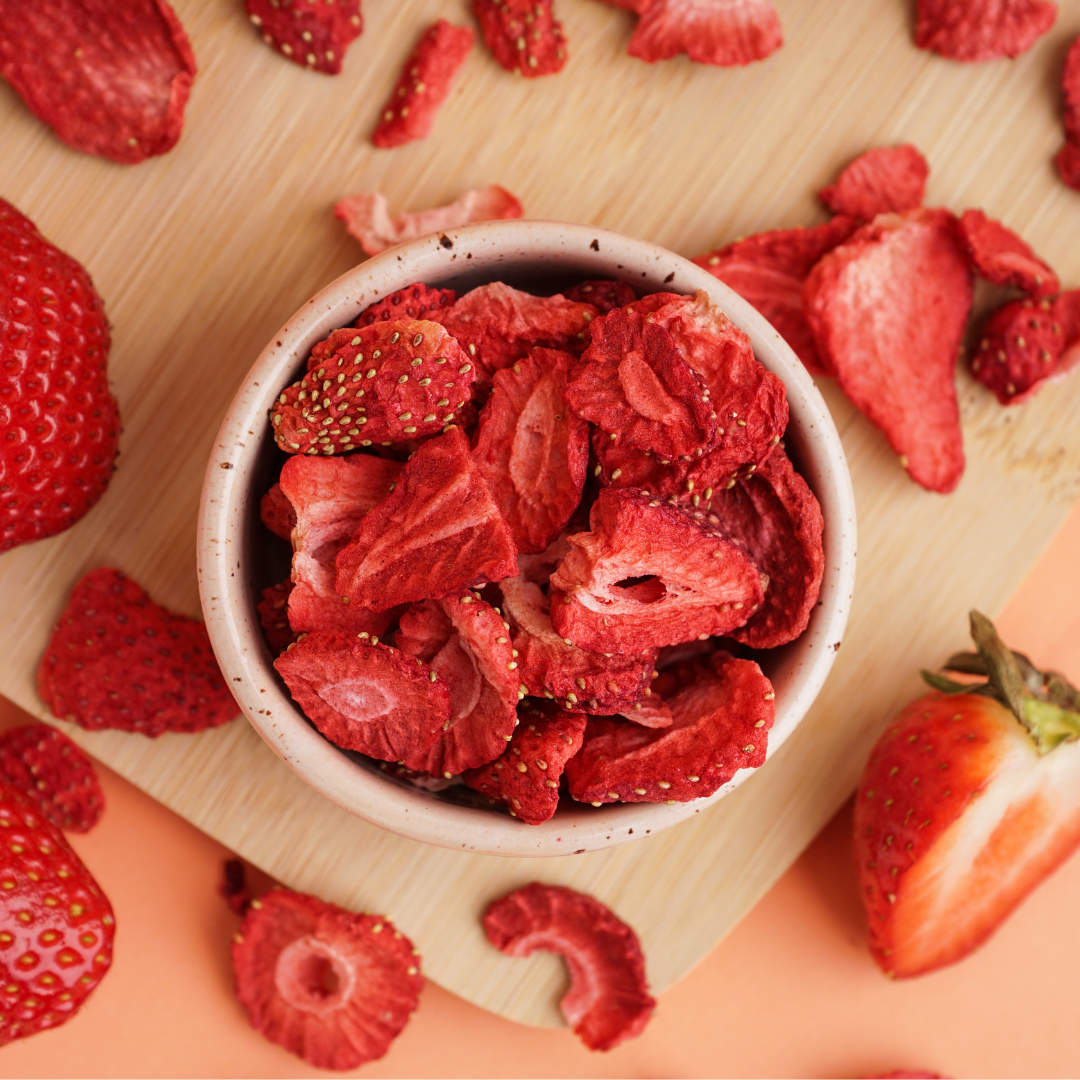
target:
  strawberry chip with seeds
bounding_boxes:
[355,283,457,328]
[483,882,654,1050]
[259,482,296,541]
[246,0,362,74]
[474,0,568,77]
[628,0,783,67]
[914,0,1056,62]
[565,280,637,314]
[257,581,300,655]
[969,296,1066,405]
[818,146,930,222]
[1058,34,1080,189]
[957,209,1059,297]
[231,888,422,1071]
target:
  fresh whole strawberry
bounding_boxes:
[0,200,120,552]
[855,612,1080,979]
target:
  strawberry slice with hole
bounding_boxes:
[463,702,587,824]
[232,888,421,1071]
[564,280,637,313]
[245,0,363,74]
[354,283,457,328]
[628,0,783,66]
[259,482,296,541]
[473,0,568,76]
[257,581,300,655]
[969,296,1065,405]
[483,882,654,1050]
[914,0,1056,61]
[818,146,930,221]
[957,209,1059,297]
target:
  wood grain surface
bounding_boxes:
[1,0,1079,1028]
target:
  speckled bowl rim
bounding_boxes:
[197,219,857,858]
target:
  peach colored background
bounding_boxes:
[0,503,1076,1078]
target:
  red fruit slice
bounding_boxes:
[473,0,568,76]
[483,882,655,1050]
[232,889,421,1071]
[462,703,587,824]
[628,0,783,66]
[277,454,402,634]
[0,724,104,833]
[549,488,766,654]
[1064,34,1080,141]
[37,568,237,737]
[618,693,673,728]
[914,0,1055,61]
[257,581,300,655]
[274,633,449,762]
[969,296,1065,405]
[335,186,523,257]
[565,279,637,313]
[336,428,518,611]
[1056,140,1080,190]
[818,146,930,221]
[259,482,296,540]
[0,0,196,164]
[565,650,774,803]
[693,217,861,375]
[957,209,1059,297]
[565,308,718,460]
[373,21,474,149]
[472,348,589,554]
[803,208,973,493]
[245,0,363,74]
[354,283,457,328]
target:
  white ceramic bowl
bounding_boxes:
[198,219,856,858]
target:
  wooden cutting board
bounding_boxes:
[1,0,1079,1029]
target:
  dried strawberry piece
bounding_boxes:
[336,186,523,257]
[272,320,475,454]
[0,724,104,833]
[462,702,586,824]
[473,348,589,554]
[708,446,824,649]
[803,208,972,493]
[0,0,196,164]
[957,209,1059,297]
[277,454,402,634]
[565,280,637,314]
[1064,35,1080,140]
[373,21,474,149]
[245,0,362,74]
[474,0,568,77]
[565,650,774,804]
[969,296,1065,404]
[1056,141,1080,191]
[259,482,296,540]
[914,0,1055,61]
[232,888,421,1071]
[355,283,457,328]
[618,692,672,728]
[628,0,783,67]
[818,146,929,221]
[257,581,300,655]
[483,882,655,1051]
[37,568,237,737]
[694,217,861,375]
[274,633,448,762]
[336,428,518,611]
[516,533,574,585]
[550,488,766,654]
[565,308,717,460]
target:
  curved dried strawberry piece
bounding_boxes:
[245,0,362,74]
[957,209,1058,297]
[232,889,421,1071]
[818,146,929,221]
[618,692,673,728]
[355,283,457,328]
[483,882,654,1050]
[628,0,782,66]
[257,581,299,655]
[336,428,518,611]
[274,633,448,762]
[473,348,589,554]
[565,280,637,313]
[1063,34,1080,140]
[969,296,1065,405]
[565,650,774,803]
[259,482,296,540]
[474,0,568,76]
[1056,140,1080,190]
[803,208,972,493]
[914,0,1055,61]
[463,702,586,824]
[0,724,104,833]
[550,489,766,654]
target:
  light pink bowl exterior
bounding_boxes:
[197,219,856,858]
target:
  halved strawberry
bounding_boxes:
[565,280,637,313]
[232,889,422,1070]
[855,612,1080,979]
[482,882,654,1050]
[473,0,568,77]
[245,0,363,74]
[257,581,299,655]
[628,0,783,66]
[969,296,1064,405]
[957,209,1059,297]
[818,146,930,222]
[259,482,295,541]
[914,0,1056,61]
[354,283,457,329]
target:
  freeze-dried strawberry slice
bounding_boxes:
[1064,34,1080,140]
[565,308,717,460]
[277,454,402,634]
[355,283,457,328]
[245,0,363,74]
[957,209,1059,297]
[0,0,196,164]
[0,724,103,833]
[803,208,972,493]
[618,693,673,728]
[273,320,475,454]
[708,446,824,649]
[257,581,299,655]
[462,702,586,824]
[373,21,474,149]
[565,280,637,314]
[37,568,237,737]
[969,297,1065,404]
[914,0,1055,61]
[473,348,589,554]
[336,428,518,611]
[694,217,861,375]
[1057,141,1080,190]
[565,650,774,804]
[483,883,655,1050]
[818,146,929,221]
[628,0,783,67]
[336,186,523,257]
[232,888,422,1071]
[474,0,568,76]
[550,488,766,654]
[259,483,296,541]
[274,633,448,762]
